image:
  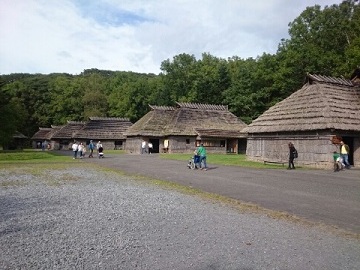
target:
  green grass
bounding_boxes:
[160,153,289,169]
[0,150,73,163]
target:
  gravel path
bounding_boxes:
[1,165,359,270]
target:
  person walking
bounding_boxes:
[340,141,351,169]
[78,142,85,158]
[141,140,147,154]
[197,143,208,171]
[72,141,79,159]
[287,142,297,169]
[88,140,94,158]
[96,141,103,158]
[148,142,153,154]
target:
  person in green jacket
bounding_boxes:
[197,143,208,171]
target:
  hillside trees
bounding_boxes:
[0,0,359,138]
[0,78,27,147]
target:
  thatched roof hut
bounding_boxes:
[243,74,360,134]
[125,102,247,154]
[244,72,360,168]
[75,117,133,140]
[31,127,53,141]
[126,102,246,138]
[51,121,86,140]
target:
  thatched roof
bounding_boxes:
[13,131,27,139]
[243,73,360,134]
[74,117,133,140]
[51,121,86,139]
[31,127,53,140]
[125,102,247,138]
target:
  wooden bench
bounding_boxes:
[263,160,286,166]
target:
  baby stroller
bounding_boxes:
[98,147,104,158]
[187,155,200,170]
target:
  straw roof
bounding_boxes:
[243,73,360,134]
[51,121,86,139]
[31,127,53,140]
[74,117,133,140]
[125,102,247,138]
[13,131,27,139]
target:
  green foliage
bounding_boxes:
[0,150,73,163]
[0,0,359,137]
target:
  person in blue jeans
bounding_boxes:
[197,143,208,171]
[340,141,351,169]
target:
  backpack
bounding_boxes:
[293,149,298,158]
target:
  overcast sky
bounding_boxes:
[0,0,343,75]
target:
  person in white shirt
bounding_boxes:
[148,142,153,154]
[72,142,79,159]
[96,141,103,157]
[141,140,147,154]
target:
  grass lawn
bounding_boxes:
[0,150,73,163]
[160,153,289,169]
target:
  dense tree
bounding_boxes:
[1,0,359,138]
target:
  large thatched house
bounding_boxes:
[124,102,247,154]
[74,117,133,150]
[243,72,360,168]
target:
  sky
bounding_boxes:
[0,0,343,75]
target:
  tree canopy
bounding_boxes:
[1,0,359,147]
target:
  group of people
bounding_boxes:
[72,140,104,159]
[288,140,351,171]
[141,140,153,154]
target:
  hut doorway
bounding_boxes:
[342,136,354,165]
[149,138,160,153]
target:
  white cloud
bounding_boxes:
[0,0,343,75]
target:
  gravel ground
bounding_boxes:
[1,165,359,270]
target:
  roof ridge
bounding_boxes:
[89,117,131,121]
[307,73,353,87]
[149,105,176,110]
[176,102,228,111]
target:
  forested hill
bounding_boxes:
[1,0,359,146]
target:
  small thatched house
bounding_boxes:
[124,102,247,154]
[2,131,28,150]
[74,117,133,150]
[243,72,360,168]
[51,121,86,150]
[31,126,63,149]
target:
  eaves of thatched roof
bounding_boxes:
[195,128,246,138]
[125,103,247,137]
[75,117,133,140]
[13,131,27,139]
[51,121,86,139]
[243,73,360,134]
[31,127,53,140]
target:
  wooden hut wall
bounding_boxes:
[166,136,196,153]
[246,132,341,169]
[125,137,143,154]
[352,137,360,167]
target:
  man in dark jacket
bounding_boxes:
[287,142,297,170]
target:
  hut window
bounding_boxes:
[220,140,225,147]
[186,139,190,144]
[115,141,123,146]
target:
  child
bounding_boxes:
[98,146,104,158]
[333,151,343,172]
